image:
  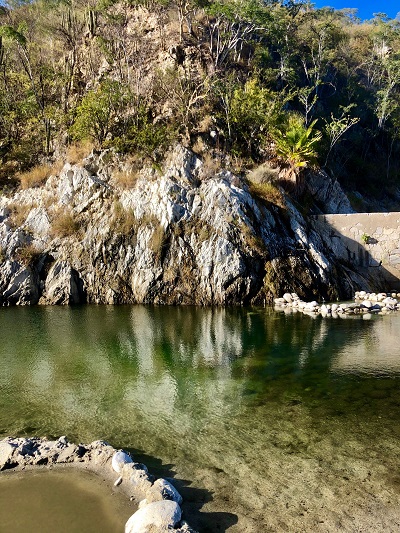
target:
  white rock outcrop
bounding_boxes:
[0,145,361,306]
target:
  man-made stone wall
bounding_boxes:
[312,213,400,287]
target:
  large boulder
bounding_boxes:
[125,500,182,533]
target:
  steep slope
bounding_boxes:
[0,145,366,306]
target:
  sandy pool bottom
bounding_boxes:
[0,468,134,532]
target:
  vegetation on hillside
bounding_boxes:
[1,0,400,201]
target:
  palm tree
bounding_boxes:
[272,112,322,186]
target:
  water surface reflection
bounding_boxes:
[1,306,400,531]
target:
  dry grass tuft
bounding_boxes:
[66,141,94,165]
[18,165,52,189]
[248,181,286,209]
[111,201,138,236]
[50,159,65,175]
[15,242,42,266]
[111,170,139,190]
[7,202,33,229]
[50,210,80,238]
[247,162,280,185]
[200,153,220,179]
[192,137,206,155]
[149,223,166,258]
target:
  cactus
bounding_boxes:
[85,8,96,37]
[0,36,3,67]
[44,118,51,155]
[62,8,73,35]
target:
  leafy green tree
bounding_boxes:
[228,77,281,156]
[70,79,128,146]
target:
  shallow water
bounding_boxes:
[0,469,133,532]
[0,305,400,531]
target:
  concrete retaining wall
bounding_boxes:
[312,213,400,286]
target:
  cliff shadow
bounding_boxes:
[311,215,400,295]
[123,446,238,532]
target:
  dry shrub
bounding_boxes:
[18,165,52,189]
[15,242,42,266]
[248,181,286,209]
[197,114,214,134]
[42,193,57,211]
[7,202,33,229]
[192,137,206,155]
[111,170,139,190]
[50,159,65,175]
[66,141,94,164]
[149,223,166,258]
[111,201,138,236]
[51,210,80,237]
[200,153,220,179]
[247,162,280,185]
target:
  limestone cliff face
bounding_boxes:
[0,146,355,306]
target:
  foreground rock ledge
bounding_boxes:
[0,436,196,533]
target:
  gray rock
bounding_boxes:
[306,169,354,214]
[146,478,183,504]
[0,260,40,305]
[39,260,85,305]
[56,444,79,463]
[123,464,153,496]
[125,500,182,533]
[0,145,370,306]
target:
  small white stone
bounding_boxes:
[114,476,123,487]
[138,499,148,509]
[112,451,133,474]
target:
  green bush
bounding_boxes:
[70,79,128,147]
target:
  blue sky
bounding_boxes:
[313,1,399,20]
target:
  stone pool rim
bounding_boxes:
[0,436,196,532]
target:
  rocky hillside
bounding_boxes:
[0,144,373,306]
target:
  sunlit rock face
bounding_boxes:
[0,145,354,306]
